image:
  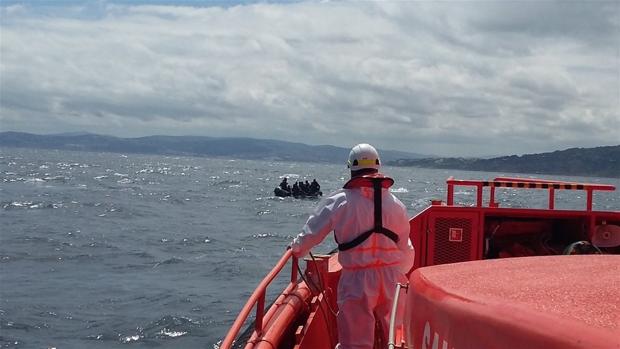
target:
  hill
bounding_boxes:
[0,132,424,163]
[388,145,620,178]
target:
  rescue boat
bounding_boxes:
[221,177,620,349]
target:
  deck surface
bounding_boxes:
[417,255,620,332]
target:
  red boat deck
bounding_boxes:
[406,255,620,349]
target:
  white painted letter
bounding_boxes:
[422,322,431,349]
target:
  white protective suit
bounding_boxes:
[291,181,415,349]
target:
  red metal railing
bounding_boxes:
[220,250,298,349]
[446,177,616,211]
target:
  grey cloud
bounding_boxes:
[467,2,619,47]
[383,1,618,60]
[0,80,53,114]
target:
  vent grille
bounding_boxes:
[433,217,473,265]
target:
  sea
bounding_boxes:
[1,148,619,349]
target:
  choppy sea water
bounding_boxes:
[1,148,618,349]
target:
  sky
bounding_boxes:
[0,0,619,157]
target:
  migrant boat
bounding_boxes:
[222,177,620,349]
[274,187,323,198]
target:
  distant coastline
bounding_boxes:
[388,145,620,178]
[0,131,422,164]
[1,132,617,178]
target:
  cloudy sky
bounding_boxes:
[1,0,618,157]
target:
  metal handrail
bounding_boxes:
[493,177,616,189]
[220,249,298,349]
[387,283,408,349]
[446,177,616,210]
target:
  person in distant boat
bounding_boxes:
[310,179,320,194]
[298,180,308,195]
[279,177,289,191]
[291,181,301,197]
[289,143,415,349]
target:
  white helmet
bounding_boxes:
[347,143,381,171]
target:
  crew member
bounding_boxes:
[290,143,415,349]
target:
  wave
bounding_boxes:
[1,321,37,331]
[247,232,291,241]
[213,179,242,186]
[83,312,194,344]
[0,336,22,347]
[160,196,188,205]
[111,315,194,344]
[42,175,69,182]
[180,237,212,246]
[129,251,154,259]
[2,201,64,210]
[152,257,184,268]
[80,241,121,251]
[64,253,97,261]
[120,334,142,343]
[147,315,194,339]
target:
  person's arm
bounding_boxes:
[291,194,342,257]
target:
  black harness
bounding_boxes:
[337,178,400,251]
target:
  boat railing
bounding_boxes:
[220,249,298,349]
[445,177,616,211]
